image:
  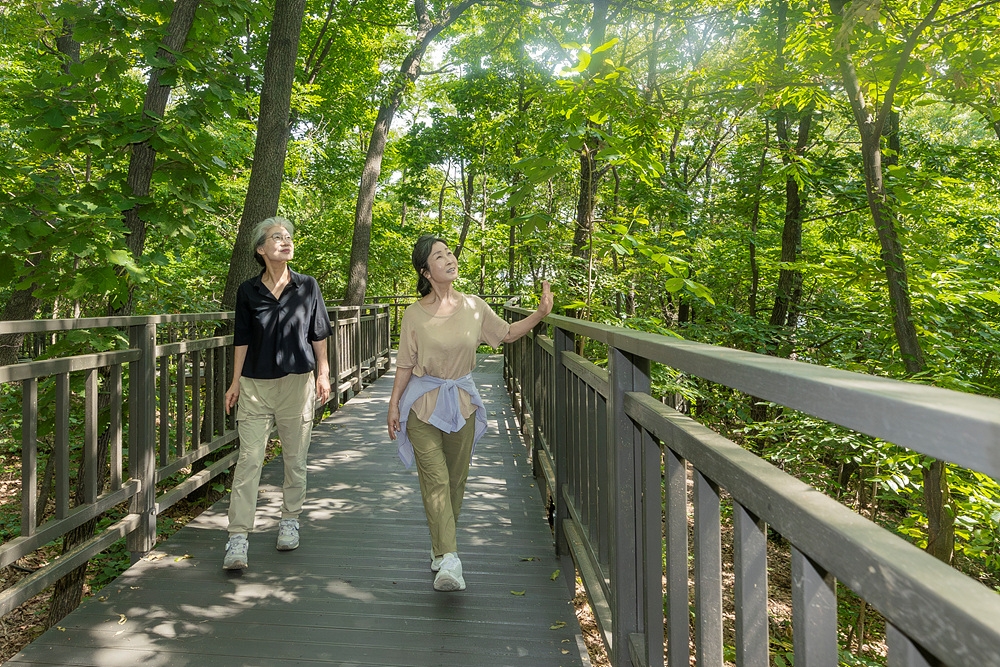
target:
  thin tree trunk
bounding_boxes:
[118,0,201,285]
[0,281,42,365]
[342,0,480,306]
[222,0,307,310]
[831,0,953,563]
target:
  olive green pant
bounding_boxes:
[228,373,315,535]
[407,411,476,558]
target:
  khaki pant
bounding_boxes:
[407,411,476,558]
[228,373,315,535]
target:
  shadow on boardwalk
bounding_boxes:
[6,355,588,667]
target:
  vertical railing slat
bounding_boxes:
[331,309,341,410]
[694,469,723,666]
[887,622,943,667]
[191,349,201,450]
[159,355,169,466]
[84,368,98,504]
[735,502,769,667]
[110,364,122,491]
[553,325,573,557]
[55,373,70,519]
[639,431,665,667]
[128,322,157,560]
[176,352,186,457]
[607,346,650,666]
[597,391,610,571]
[665,447,690,667]
[21,378,38,537]
[792,545,838,667]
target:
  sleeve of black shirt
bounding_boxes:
[308,277,333,342]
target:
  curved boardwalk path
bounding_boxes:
[7,355,588,667]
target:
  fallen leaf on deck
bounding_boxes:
[174,554,192,562]
[117,614,127,625]
[520,556,537,561]
[511,590,526,596]
[550,569,560,581]
[550,621,566,630]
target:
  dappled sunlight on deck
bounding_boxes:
[6,355,584,667]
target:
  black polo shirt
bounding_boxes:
[233,269,333,379]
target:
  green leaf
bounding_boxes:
[43,107,67,128]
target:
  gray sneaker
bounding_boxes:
[223,534,249,570]
[433,552,466,592]
[276,518,300,551]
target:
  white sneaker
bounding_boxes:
[223,534,249,570]
[430,552,443,572]
[433,552,466,592]
[276,519,300,551]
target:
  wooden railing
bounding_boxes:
[503,309,1000,667]
[0,305,390,617]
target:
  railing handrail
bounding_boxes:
[502,306,1000,667]
[0,304,385,337]
[524,310,1000,480]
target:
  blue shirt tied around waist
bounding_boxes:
[395,373,487,469]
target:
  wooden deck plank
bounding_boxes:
[6,355,587,667]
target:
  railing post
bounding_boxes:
[354,306,363,393]
[331,309,341,410]
[531,321,545,467]
[552,325,573,557]
[608,340,651,667]
[128,321,157,562]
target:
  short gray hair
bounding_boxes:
[252,216,295,267]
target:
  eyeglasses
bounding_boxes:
[269,233,293,244]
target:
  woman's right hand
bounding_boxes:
[225,382,240,415]
[387,403,401,440]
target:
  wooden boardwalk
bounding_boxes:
[6,355,588,667]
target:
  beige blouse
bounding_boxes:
[396,293,511,423]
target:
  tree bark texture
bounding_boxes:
[768,109,811,331]
[831,0,953,563]
[121,0,201,263]
[342,0,480,306]
[222,0,307,310]
[570,0,609,265]
[0,282,42,366]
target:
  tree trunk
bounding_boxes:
[222,0,307,310]
[831,0,953,564]
[120,0,201,269]
[570,0,610,267]
[342,0,480,306]
[0,282,42,365]
[768,109,811,331]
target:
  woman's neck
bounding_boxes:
[261,262,289,287]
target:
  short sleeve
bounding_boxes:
[477,298,510,349]
[396,307,419,369]
[307,278,333,341]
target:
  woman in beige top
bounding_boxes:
[387,234,553,591]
